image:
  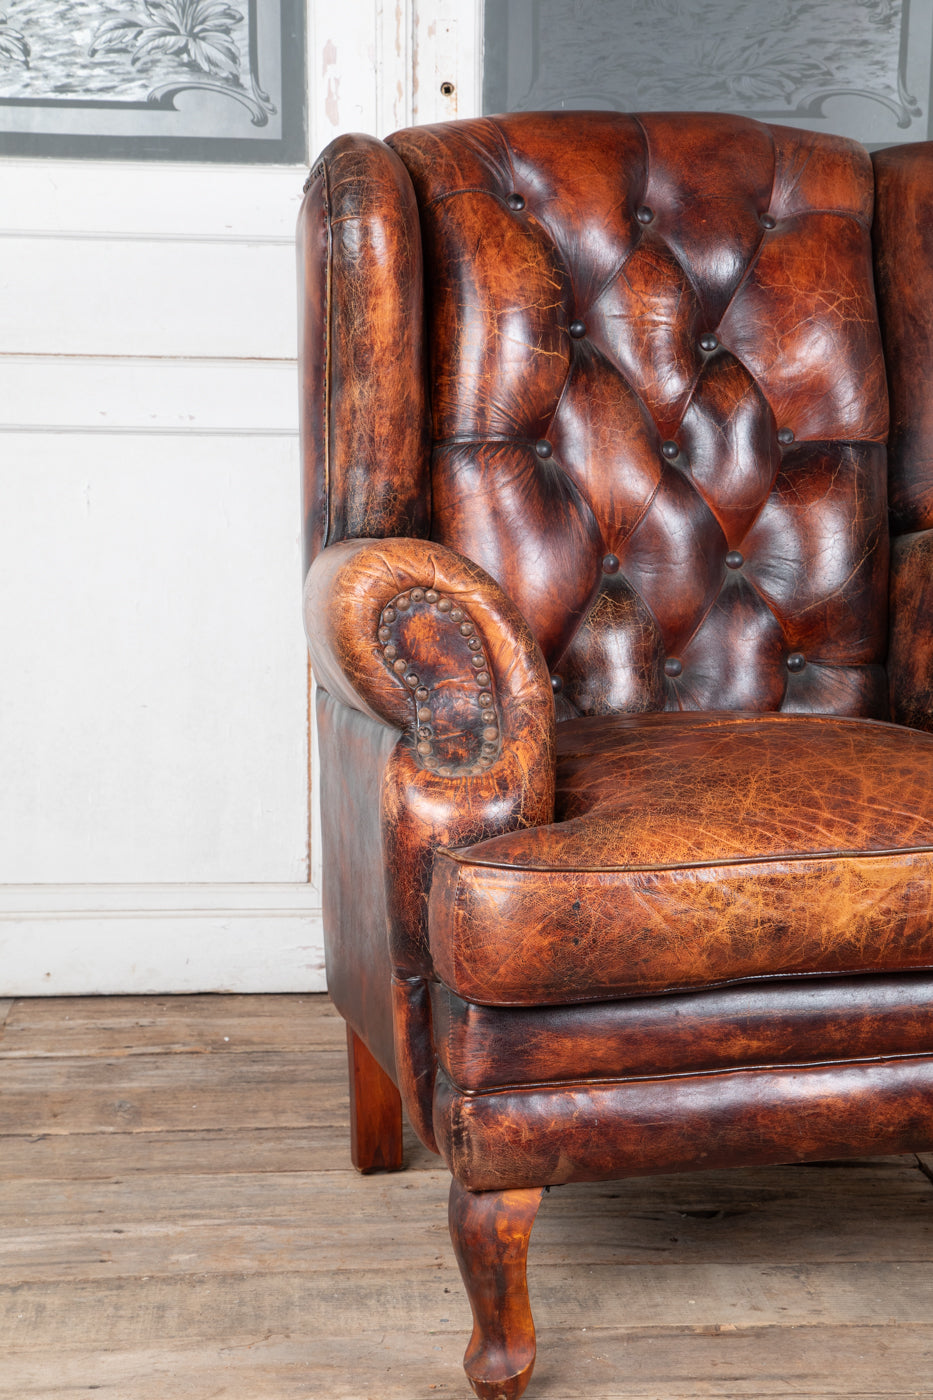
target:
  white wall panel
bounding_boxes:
[0,430,308,886]
[0,234,297,359]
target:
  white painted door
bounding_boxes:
[0,0,482,995]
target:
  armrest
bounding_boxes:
[889,529,933,731]
[304,535,555,790]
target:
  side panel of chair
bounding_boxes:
[297,133,431,576]
[873,143,933,732]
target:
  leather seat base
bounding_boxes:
[433,1056,933,1191]
[429,713,933,1005]
[431,972,933,1092]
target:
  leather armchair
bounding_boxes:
[297,112,933,1398]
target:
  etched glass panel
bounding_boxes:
[0,0,304,160]
[483,0,933,148]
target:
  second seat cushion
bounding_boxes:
[428,712,933,1005]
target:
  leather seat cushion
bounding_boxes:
[428,712,933,1005]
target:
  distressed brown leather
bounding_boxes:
[297,135,430,575]
[429,712,933,1004]
[433,1058,933,1191]
[873,143,933,730]
[298,113,933,1215]
[386,112,889,717]
[433,974,933,1091]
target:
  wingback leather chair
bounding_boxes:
[297,112,933,1398]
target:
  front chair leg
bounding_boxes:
[346,1027,404,1173]
[449,1178,546,1400]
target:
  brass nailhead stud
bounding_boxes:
[551,675,563,693]
[378,626,391,643]
[725,550,744,569]
[507,192,525,211]
[410,588,424,602]
[393,658,407,675]
[664,657,683,677]
[786,652,806,672]
[569,320,587,338]
[481,708,496,722]
[535,440,553,458]
[424,590,439,603]
[636,205,654,224]
[396,594,410,609]
[459,622,474,636]
[475,671,491,687]
[699,333,719,352]
[418,726,433,739]
[471,654,486,668]
[602,553,620,574]
[478,691,492,706]
[482,726,499,741]
[450,607,464,622]
[417,706,431,722]
[777,427,795,445]
[760,213,776,229]
[405,673,419,688]
[437,598,452,612]
[661,440,679,460]
[417,741,432,756]
[384,644,398,660]
[415,687,429,700]
[382,607,397,623]
[468,638,482,651]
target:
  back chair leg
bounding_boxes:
[449,1178,546,1400]
[346,1026,404,1173]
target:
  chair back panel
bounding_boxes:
[387,112,891,718]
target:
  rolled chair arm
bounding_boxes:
[304,536,556,789]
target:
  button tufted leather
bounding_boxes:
[386,112,889,720]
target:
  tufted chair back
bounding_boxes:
[300,110,904,725]
[388,111,891,719]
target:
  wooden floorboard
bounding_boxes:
[2,993,933,1398]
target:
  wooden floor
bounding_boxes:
[2,996,933,1400]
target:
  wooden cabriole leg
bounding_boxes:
[346,1026,404,1173]
[449,1177,546,1400]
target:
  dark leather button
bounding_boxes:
[569,320,587,338]
[551,674,563,693]
[760,213,776,229]
[725,550,744,569]
[699,333,719,352]
[602,553,620,574]
[777,427,795,445]
[535,440,553,458]
[786,652,806,672]
[507,193,525,211]
[664,658,683,677]
[661,441,679,460]
[636,205,654,224]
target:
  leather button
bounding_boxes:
[786,652,806,672]
[760,213,776,229]
[506,193,525,211]
[664,658,683,677]
[636,205,654,224]
[699,333,719,352]
[569,320,587,338]
[551,675,563,693]
[602,553,620,574]
[725,550,744,569]
[661,441,679,460]
[535,440,553,458]
[777,427,795,445]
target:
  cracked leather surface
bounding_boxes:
[429,712,933,1004]
[386,111,889,718]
